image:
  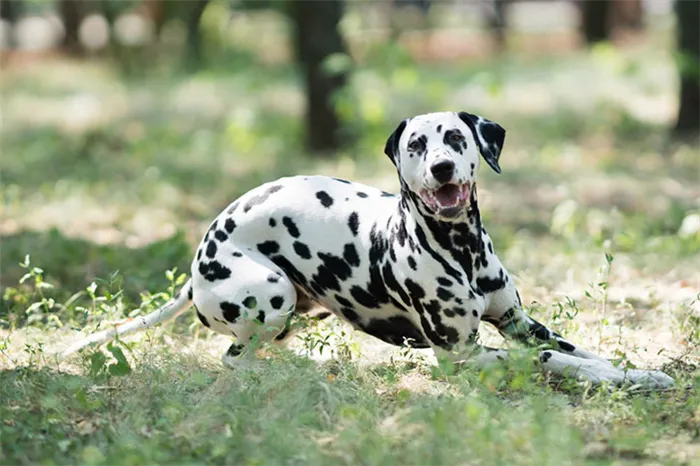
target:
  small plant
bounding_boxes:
[2,255,58,329]
[92,342,132,377]
[585,249,616,352]
[297,316,360,362]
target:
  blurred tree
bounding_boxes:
[673,0,700,139]
[613,0,643,31]
[288,0,349,153]
[0,0,22,47]
[183,0,209,67]
[487,0,510,51]
[391,0,432,40]
[59,0,83,54]
[580,0,612,44]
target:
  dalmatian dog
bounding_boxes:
[62,111,674,389]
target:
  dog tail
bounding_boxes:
[60,279,193,359]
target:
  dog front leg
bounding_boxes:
[429,342,633,386]
[483,285,674,388]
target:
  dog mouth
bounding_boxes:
[419,183,471,218]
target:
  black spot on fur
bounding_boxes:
[310,251,353,294]
[187,286,193,300]
[196,310,210,328]
[558,340,576,352]
[293,241,312,259]
[214,230,228,242]
[233,251,243,258]
[256,311,266,323]
[267,273,280,283]
[476,276,505,294]
[436,287,454,301]
[226,343,244,357]
[206,241,217,258]
[343,243,360,267]
[350,285,380,309]
[443,129,465,154]
[360,316,428,348]
[198,261,231,281]
[472,310,479,317]
[357,192,368,198]
[381,262,411,308]
[282,216,300,238]
[270,255,308,289]
[333,177,351,184]
[407,256,417,270]
[270,296,284,310]
[340,307,360,322]
[404,279,426,300]
[220,301,241,322]
[540,351,553,363]
[413,223,464,285]
[269,218,277,227]
[257,241,280,256]
[335,294,354,308]
[437,277,452,287]
[224,218,237,233]
[243,296,257,309]
[316,191,334,208]
[243,185,283,213]
[196,249,202,261]
[436,124,442,133]
[348,212,360,236]
[529,321,552,341]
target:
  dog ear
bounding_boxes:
[458,112,505,174]
[384,119,408,166]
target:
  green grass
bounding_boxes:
[1,25,699,465]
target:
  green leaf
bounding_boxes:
[106,344,131,376]
[108,361,131,376]
[89,351,107,376]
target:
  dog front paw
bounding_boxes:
[624,369,675,389]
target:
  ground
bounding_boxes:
[1,24,699,465]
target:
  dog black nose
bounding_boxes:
[430,159,455,183]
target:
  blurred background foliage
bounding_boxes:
[0,0,698,318]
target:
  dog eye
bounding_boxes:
[449,133,464,144]
[408,140,421,151]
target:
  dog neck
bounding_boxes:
[395,184,485,282]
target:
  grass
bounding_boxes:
[1,22,699,465]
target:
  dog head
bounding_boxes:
[384,111,505,221]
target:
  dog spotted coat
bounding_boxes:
[62,111,674,388]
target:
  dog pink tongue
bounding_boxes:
[435,184,460,207]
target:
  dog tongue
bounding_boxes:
[435,184,460,207]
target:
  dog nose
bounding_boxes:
[430,159,455,183]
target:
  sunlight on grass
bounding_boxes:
[1,17,699,466]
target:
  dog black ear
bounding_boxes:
[384,119,408,166]
[458,111,505,174]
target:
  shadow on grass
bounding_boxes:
[0,228,192,323]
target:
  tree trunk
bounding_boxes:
[487,0,510,51]
[184,0,209,68]
[674,0,700,139]
[612,0,643,31]
[580,0,612,44]
[288,0,349,154]
[1,0,22,47]
[59,0,84,54]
